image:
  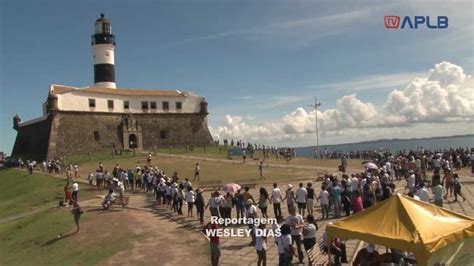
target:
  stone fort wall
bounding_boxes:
[11,116,53,161]
[13,111,214,160]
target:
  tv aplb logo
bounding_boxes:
[384,16,448,29]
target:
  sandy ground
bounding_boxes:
[78,207,208,266]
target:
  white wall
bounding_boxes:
[56,91,202,113]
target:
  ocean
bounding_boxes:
[296,135,474,158]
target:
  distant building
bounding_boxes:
[12,14,213,160]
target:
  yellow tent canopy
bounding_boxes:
[326,194,474,265]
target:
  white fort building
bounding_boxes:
[12,14,213,160]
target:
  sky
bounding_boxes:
[0,0,473,154]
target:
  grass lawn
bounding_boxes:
[71,146,366,184]
[0,207,136,265]
[0,169,97,220]
[78,155,322,184]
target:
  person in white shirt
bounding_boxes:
[302,214,318,251]
[42,161,47,172]
[415,183,430,202]
[350,174,359,193]
[74,165,79,179]
[272,215,284,245]
[186,187,195,217]
[277,223,293,266]
[433,157,441,172]
[120,171,128,190]
[245,199,258,246]
[72,181,79,202]
[183,178,192,192]
[407,170,416,194]
[255,223,267,266]
[295,183,308,216]
[87,172,94,187]
[317,185,330,219]
[270,183,282,217]
[286,206,305,264]
[205,191,221,218]
[415,158,421,172]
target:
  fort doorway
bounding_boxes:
[129,134,138,149]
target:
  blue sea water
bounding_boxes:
[296,135,474,158]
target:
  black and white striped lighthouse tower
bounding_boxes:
[91,14,116,88]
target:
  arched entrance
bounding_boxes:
[129,134,138,149]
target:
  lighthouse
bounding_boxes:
[91,14,116,88]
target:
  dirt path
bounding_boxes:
[92,208,208,265]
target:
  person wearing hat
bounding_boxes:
[245,199,258,246]
[195,188,205,224]
[353,244,380,265]
[283,184,295,214]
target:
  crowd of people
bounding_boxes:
[10,144,472,265]
[329,147,473,170]
[219,139,297,163]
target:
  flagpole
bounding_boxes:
[309,97,321,159]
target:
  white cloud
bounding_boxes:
[259,96,305,109]
[385,62,474,123]
[210,62,474,145]
[309,72,424,92]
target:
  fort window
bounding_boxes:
[162,101,169,110]
[176,102,182,110]
[150,101,157,109]
[89,98,96,108]
[93,131,100,141]
[160,130,167,139]
[107,100,114,109]
[124,101,130,109]
[141,101,148,109]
